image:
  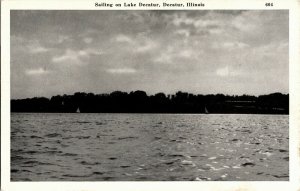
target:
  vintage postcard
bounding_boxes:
[1,0,300,190]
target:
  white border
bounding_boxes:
[2,0,300,190]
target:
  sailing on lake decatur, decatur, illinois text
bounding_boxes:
[95,2,205,8]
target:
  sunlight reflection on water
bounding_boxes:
[11,113,288,181]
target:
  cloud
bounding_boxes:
[10,10,288,98]
[174,29,190,37]
[250,41,288,60]
[208,28,223,34]
[78,48,103,56]
[57,35,71,44]
[52,49,82,64]
[172,13,194,26]
[179,49,194,58]
[52,48,103,64]
[153,46,174,63]
[216,66,242,77]
[115,34,133,43]
[194,19,219,28]
[106,68,137,74]
[223,42,249,49]
[135,39,157,53]
[153,44,201,64]
[27,43,49,54]
[113,34,157,53]
[170,12,225,36]
[83,37,93,44]
[25,68,49,75]
[154,54,171,64]
[216,66,229,77]
[231,12,260,32]
[154,53,172,64]
[212,41,249,50]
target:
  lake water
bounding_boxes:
[11,113,289,181]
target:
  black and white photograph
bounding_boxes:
[1,0,299,189]
[8,9,290,182]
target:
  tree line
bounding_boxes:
[11,91,289,114]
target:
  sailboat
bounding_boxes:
[205,107,209,114]
[76,107,80,113]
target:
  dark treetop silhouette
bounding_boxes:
[11,91,289,114]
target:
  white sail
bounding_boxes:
[76,107,80,113]
[205,107,209,114]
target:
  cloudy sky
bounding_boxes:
[11,10,288,99]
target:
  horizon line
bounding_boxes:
[11,90,289,100]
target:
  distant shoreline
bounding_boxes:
[11,112,289,115]
[11,91,289,115]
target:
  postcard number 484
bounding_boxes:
[265,2,273,6]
